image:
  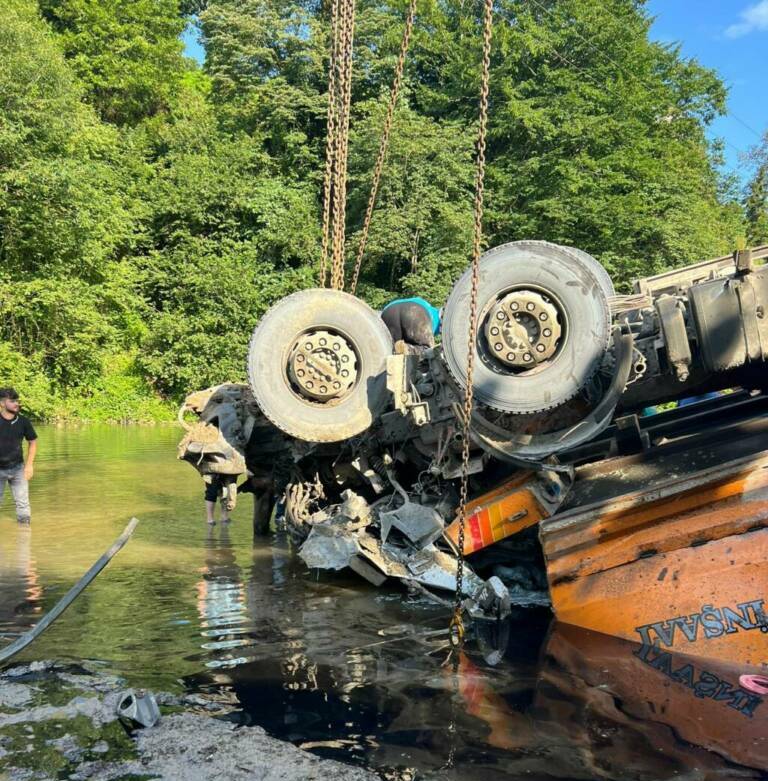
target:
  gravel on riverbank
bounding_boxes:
[0,661,379,781]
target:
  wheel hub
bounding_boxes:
[288,330,357,401]
[484,290,562,369]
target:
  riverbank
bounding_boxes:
[0,660,379,781]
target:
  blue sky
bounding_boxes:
[647,0,767,179]
[182,24,204,64]
[183,2,768,180]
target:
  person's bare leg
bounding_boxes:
[205,500,216,525]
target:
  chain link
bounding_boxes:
[452,0,494,644]
[319,0,342,287]
[320,0,355,291]
[349,0,418,295]
[329,0,356,290]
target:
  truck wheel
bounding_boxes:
[442,241,612,414]
[247,289,393,442]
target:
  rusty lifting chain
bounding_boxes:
[320,0,356,290]
[331,0,355,290]
[450,0,493,649]
[319,0,341,287]
[349,0,418,295]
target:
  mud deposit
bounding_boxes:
[1,427,766,779]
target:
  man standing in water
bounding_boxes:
[204,474,232,526]
[0,387,37,524]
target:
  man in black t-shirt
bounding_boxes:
[0,387,38,524]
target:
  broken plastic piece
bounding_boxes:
[117,689,160,728]
[469,576,512,621]
[299,525,358,570]
[379,502,443,548]
[380,471,444,547]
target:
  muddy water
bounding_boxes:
[1,426,765,780]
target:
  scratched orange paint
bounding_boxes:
[541,454,768,667]
[445,477,547,555]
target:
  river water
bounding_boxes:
[0,426,765,780]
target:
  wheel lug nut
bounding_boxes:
[494,343,503,351]
[543,328,551,337]
[523,353,532,362]
[527,302,535,311]
[507,353,515,361]
[490,327,499,336]
[540,313,548,321]
[536,344,545,353]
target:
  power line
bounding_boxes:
[729,113,764,141]
[518,25,748,162]
[524,0,759,155]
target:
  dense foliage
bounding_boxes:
[0,0,757,420]
[745,134,768,247]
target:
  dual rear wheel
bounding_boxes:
[247,242,614,443]
[442,241,613,415]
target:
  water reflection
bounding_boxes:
[0,426,765,780]
[191,615,767,780]
[535,623,767,779]
[0,524,42,640]
[196,525,248,656]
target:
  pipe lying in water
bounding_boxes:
[0,517,140,668]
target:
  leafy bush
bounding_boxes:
[0,0,753,421]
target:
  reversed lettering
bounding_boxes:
[633,645,763,718]
[635,597,765,647]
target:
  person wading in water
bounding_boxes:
[0,387,38,525]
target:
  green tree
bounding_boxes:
[404,0,743,289]
[38,0,189,124]
[745,135,768,246]
[1,0,159,420]
[1,0,135,281]
[347,99,475,306]
[199,0,329,177]
[132,81,320,396]
[136,238,313,396]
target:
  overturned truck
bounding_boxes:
[179,241,768,664]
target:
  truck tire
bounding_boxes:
[247,289,393,442]
[442,241,612,414]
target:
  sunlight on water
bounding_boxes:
[1,426,765,780]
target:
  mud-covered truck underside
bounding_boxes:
[178,240,768,619]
